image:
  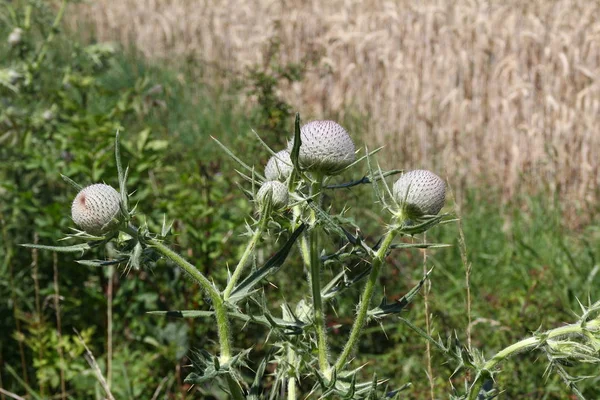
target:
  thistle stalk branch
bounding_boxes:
[468,318,600,400]
[287,344,298,400]
[147,237,232,363]
[308,174,330,376]
[334,229,397,371]
[223,211,269,301]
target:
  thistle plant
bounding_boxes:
[22,113,599,398]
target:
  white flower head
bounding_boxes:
[392,170,446,219]
[71,184,121,234]
[265,150,293,181]
[288,120,355,176]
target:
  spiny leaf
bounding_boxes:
[147,309,306,333]
[60,174,83,191]
[398,213,449,235]
[20,242,92,254]
[212,135,265,181]
[247,356,269,400]
[288,112,302,190]
[368,268,432,318]
[389,242,451,250]
[325,169,402,189]
[76,258,126,267]
[115,130,129,213]
[227,223,306,304]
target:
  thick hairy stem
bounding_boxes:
[223,213,268,300]
[148,238,232,363]
[334,230,397,371]
[422,233,435,400]
[468,318,600,400]
[308,175,329,376]
[287,344,298,400]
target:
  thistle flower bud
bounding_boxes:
[71,184,121,234]
[392,170,446,219]
[257,181,289,210]
[288,120,355,176]
[265,150,293,181]
[8,28,23,46]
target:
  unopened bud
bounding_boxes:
[71,184,121,234]
[288,120,355,176]
[257,181,289,210]
[265,150,293,181]
[392,170,446,219]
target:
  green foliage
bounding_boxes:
[0,1,249,398]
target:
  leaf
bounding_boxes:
[147,310,306,333]
[136,127,151,153]
[115,131,129,213]
[287,112,302,190]
[20,242,92,255]
[307,200,353,242]
[226,223,306,304]
[322,264,372,301]
[76,258,125,267]
[325,169,403,189]
[368,268,432,318]
[398,214,448,235]
[60,174,83,191]
[212,136,265,181]
[248,357,268,400]
[145,140,168,151]
[389,242,451,250]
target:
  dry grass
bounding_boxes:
[70,0,600,216]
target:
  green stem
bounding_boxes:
[148,238,232,363]
[308,175,329,376]
[287,344,297,400]
[223,214,268,301]
[468,318,600,400]
[334,230,397,371]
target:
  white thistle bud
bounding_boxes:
[257,181,289,210]
[71,184,121,234]
[392,170,446,219]
[265,150,293,181]
[288,120,355,176]
[8,28,23,46]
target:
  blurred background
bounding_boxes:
[1,0,599,398]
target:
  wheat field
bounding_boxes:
[70,0,600,215]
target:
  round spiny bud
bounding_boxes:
[288,120,355,176]
[265,150,293,181]
[392,170,446,219]
[257,181,289,210]
[8,28,23,46]
[71,184,121,234]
